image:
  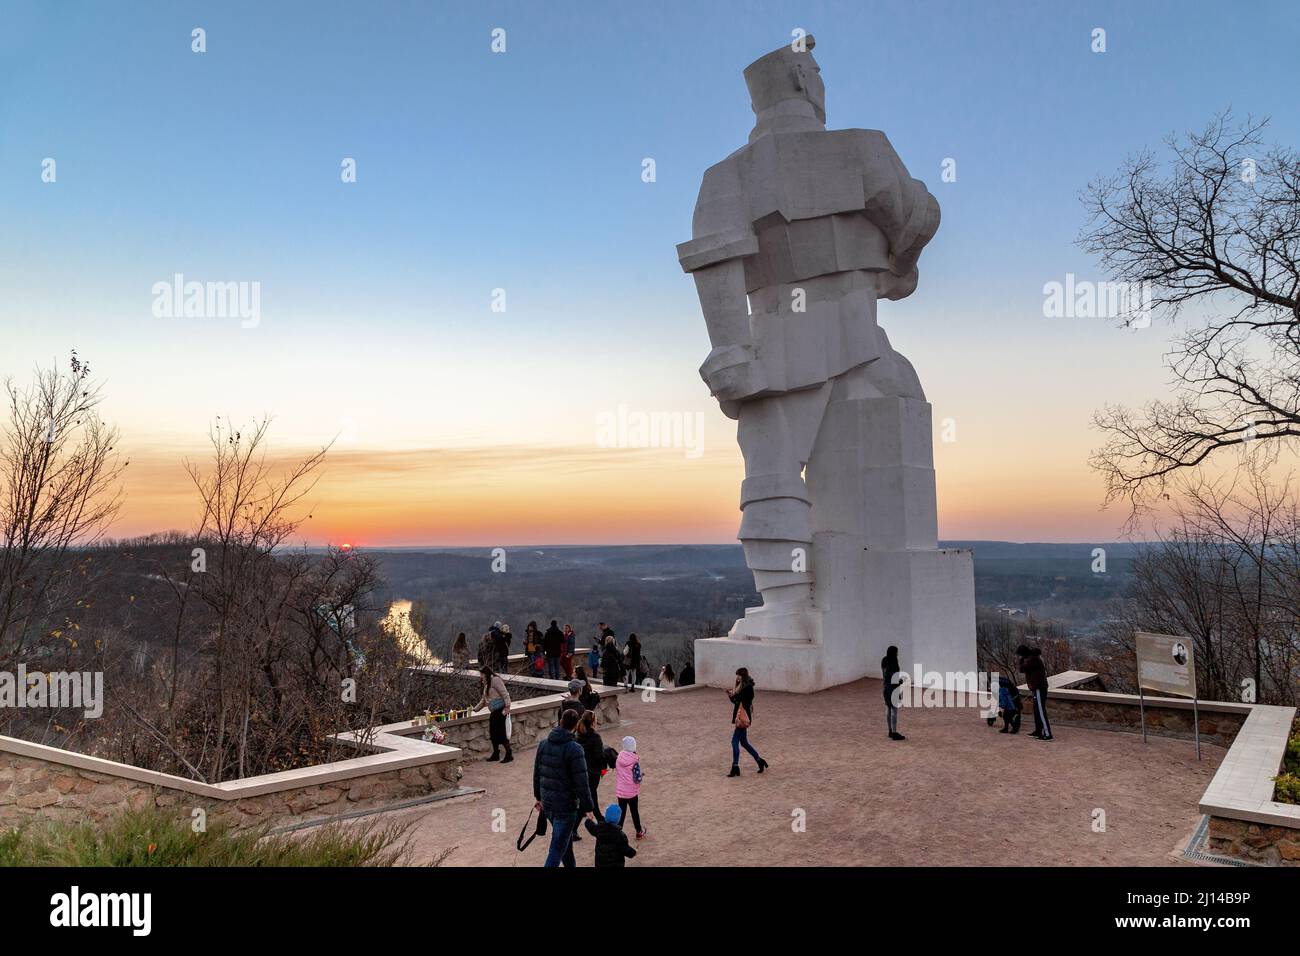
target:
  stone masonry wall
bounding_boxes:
[1039,695,1245,747]
[434,694,620,759]
[1207,815,1300,866]
[0,751,462,832]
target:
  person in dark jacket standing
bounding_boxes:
[1018,645,1053,740]
[882,645,905,741]
[492,622,511,672]
[584,804,637,868]
[543,620,565,679]
[600,637,623,688]
[725,667,768,776]
[622,634,643,691]
[575,710,606,819]
[533,708,595,867]
[561,623,577,679]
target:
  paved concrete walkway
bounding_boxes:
[385,679,1222,866]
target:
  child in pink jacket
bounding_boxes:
[614,735,646,840]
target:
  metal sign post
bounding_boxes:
[1135,631,1199,759]
[1193,693,1201,761]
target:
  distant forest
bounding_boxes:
[369,541,1142,671]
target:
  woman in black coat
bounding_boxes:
[725,667,768,777]
[575,710,606,813]
[600,638,623,687]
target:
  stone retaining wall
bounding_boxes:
[431,694,620,758]
[1,668,622,834]
[1039,693,1246,747]
[0,750,460,831]
[0,723,464,833]
[1207,816,1300,866]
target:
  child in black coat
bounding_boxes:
[584,804,637,867]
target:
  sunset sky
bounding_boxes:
[3,1,1298,546]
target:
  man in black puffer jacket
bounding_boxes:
[533,709,595,867]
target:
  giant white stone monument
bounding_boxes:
[677,36,976,693]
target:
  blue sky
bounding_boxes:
[2,1,1297,542]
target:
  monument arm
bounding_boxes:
[682,253,752,351]
[676,161,767,403]
[686,258,769,405]
[856,133,941,298]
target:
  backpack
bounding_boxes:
[631,760,643,785]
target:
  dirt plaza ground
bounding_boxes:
[378,678,1223,867]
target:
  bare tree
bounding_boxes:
[180,417,328,780]
[0,353,125,668]
[1106,462,1300,705]
[975,608,1072,683]
[1080,114,1300,515]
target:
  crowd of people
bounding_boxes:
[515,638,1059,867]
[459,618,695,690]
[463,619,1059,867]
[525,662,763,867]
[454,617,738,867]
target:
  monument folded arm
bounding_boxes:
[856,135,941,300]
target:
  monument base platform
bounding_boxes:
[695,636,831,695]
[697,547,977,694]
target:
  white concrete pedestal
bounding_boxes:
[696,395,976,693]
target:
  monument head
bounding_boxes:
[744,35,825,127]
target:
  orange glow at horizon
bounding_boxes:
[107,435,1150,546]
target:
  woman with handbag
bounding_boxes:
[725,667,768,777]
[474,665,513,763]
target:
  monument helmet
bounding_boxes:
[743,34,824,122]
